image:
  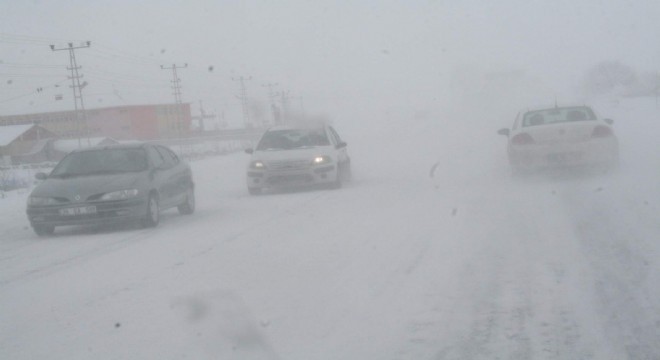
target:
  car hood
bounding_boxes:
[30,172,145,202]
[252,146,336,163]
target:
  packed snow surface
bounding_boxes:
[1,98,659,359]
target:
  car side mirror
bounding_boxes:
[497,128,510,136]
[35,172,48,180]
[604,118,614,125]
[336,141,347,149]
[245,148,254,154]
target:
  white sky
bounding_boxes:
[1,0,659,127]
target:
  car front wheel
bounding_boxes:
[248,187,262,195]
[33,224,55,237]
[329,168,342,189]
[142,194,160,227]
[178,186,195,215]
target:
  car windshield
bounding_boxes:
[256,129,330,150]
[50,148,148,177]
[522,106,597,127]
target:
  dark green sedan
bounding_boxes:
[26,143,195,236]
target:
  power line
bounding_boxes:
[0,78,68,104]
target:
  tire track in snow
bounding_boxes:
[564,183,660,359]
[398,178,608,359]
[0,209,222,288]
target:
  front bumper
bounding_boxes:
[26,197,148,227]
[247,164,337,188]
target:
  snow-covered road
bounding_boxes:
[1,99,659,359]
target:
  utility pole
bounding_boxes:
[192,100,216,132]
[161,63,188,138]
[50,41,91,148]
[262,82,279,126]
[233,76,252,128]
[293,95,306,119]
[277,90,292,124]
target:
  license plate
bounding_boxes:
[59,206,97,216]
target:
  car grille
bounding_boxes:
[267,174,313,184]
[268,159,310,171]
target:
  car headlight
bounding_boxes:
[27,196,59,206]
[250,160,266,169]
[312,156,332,165]
[100,189,139,201]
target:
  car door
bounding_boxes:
[146,145,174,208]
[157,145,190,205]
[328,126,349,167]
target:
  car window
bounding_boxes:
[156,146,177,168]
[329,126,343,145]
[50,148,147,177]
[146,146,164,169]
[522,107,597,127]
[256,128,330,150]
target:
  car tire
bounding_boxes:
[142,193,160,228]
[341,161,352,182]
[248,187,262,195]
[178,186,195,215]
[329,168,342,189]
[33,224,55,237]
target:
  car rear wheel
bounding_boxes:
[178,186,195,215]
[142,194,160,227]
[33,224,55,237]
[248,187,262,195]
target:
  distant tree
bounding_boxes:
[583,61,638,95]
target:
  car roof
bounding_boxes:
[69,142,148,153]
[266,124,327,132]
[519,104,594,114]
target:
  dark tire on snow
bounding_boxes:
[329,168,342,189]
[33,224,55,237]
[142,193,160,228]
[178,186,195,215]
[342,161,352,183]
[248,187,262,195]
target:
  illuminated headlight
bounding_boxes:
[250,160,266,169]
[100,189,139,201]
[312,156,332,165]
[27,196,59,206]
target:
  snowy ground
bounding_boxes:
[1,98,659,359]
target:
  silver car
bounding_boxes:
[245,124,351,194]
[498,105,619,175]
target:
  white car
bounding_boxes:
[245,124,351,194]
[498,105,619,174]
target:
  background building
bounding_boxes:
[0,124,57,165]
[0,103,191,141]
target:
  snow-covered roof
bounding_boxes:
[0,124,36,147]
[53,137,118,152]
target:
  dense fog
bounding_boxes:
[2,1,660,359]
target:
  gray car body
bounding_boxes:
[26,143,193,231]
